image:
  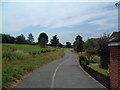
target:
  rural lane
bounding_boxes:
[15,49,105,88]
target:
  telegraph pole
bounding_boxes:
[115,1,120,31]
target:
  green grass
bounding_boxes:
[2,44,59,55]
[88,65,109,76]
[2,44,65,88]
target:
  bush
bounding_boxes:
[79,55,89,65]
[96,33,110,69]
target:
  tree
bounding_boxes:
[27,33,34,44]
[15,34,26,44]
[96,33,110,69]
[9,36,15,43]
[57,43,63,47]
[50,35,59,47]
[1,34,15,43]
[73,35,84,52]
[84,39,96,52]
[66,42,71,48]
[38,32,48,47]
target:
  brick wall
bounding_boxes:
[110,46,120,88]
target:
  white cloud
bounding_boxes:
[2,2,117,34]
[88,10,118,31]
[50,10,116,29]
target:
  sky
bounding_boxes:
[1,0,119,44]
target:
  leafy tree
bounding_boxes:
[73,35,84,52]
[15,34,26,44]
[57,43,63,47]
[84,39,96,52]
[96,33,110,69]
[1,34,15,43]
[9,36,15,43]
[38,32,48,47]
[27,33,34,44]
[66,42,71,48]
[50,35,59,47]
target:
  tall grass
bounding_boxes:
[3,44,57,55]
[2,45,25,61]
[2,44,65,88]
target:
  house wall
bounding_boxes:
[110,45,120,88]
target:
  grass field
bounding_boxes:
[2,44,65,88]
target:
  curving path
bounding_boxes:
[15,49,105,88]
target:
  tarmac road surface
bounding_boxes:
[15,49,105,88]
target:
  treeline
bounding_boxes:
[0,33,72,48]
[0,33,34,44]
[1,32,110,69]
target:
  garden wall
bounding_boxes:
[80,63,110,89]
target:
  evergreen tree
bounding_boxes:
[73,35,84,52]
[50,35,59,47]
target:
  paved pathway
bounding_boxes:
[15,49,105,88]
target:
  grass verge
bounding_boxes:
[2,44,65,88]
[88,65,109,76]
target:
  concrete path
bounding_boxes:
[15,49,105,88]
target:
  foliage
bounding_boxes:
[38,32,48,47]
[66,42,71,48]
[2,44,65,87]
[88,65,110,76]
[1,33,36,45]
[84,38,96,52]
[73,35,84,52]
[2,45,24,61]
[50,35,59,47]
[78,51,100,63]
[96,33,110,69]
[15,34,26,44]
[57,43,63,47]
[27,33,34,44]
[1,34,15,43]
[79,55,89,65]
[2,44,57,56]
[3,50,25,61]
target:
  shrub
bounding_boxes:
[79,55,89,65]
[84,39,96,52]
[96,33,110,69]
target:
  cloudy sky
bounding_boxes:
[1,0,118,44]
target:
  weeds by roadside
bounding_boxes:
[2,44,65,88]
